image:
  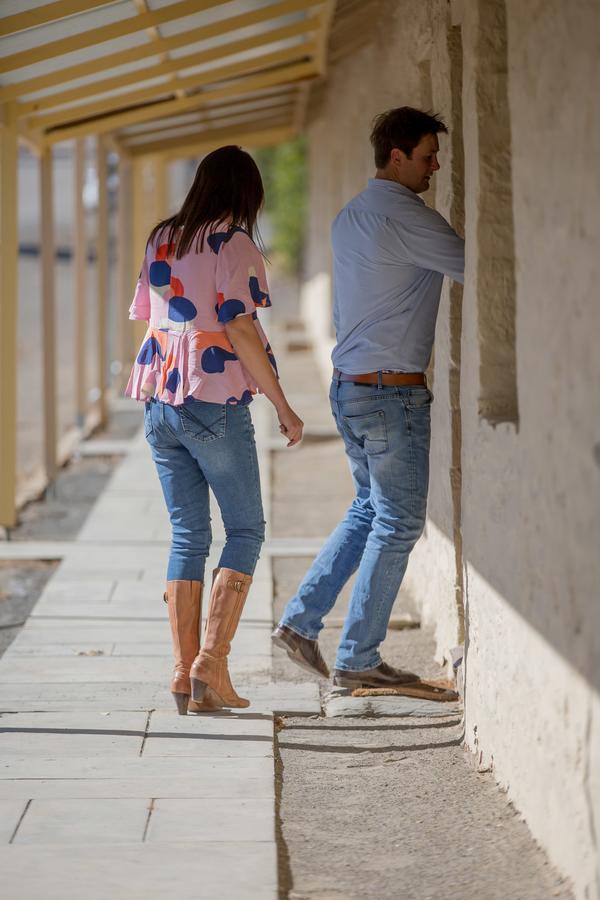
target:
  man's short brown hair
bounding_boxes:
[370,107,448,168]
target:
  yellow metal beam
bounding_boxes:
[0,0,319,102]
[18,15,321,118]
[29,42,317,131]
[0,0,225,75]
[0,105,18,527]
[0,0,114,37]
[42,60,318,145]
[131,122,295,159]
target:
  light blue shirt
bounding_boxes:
[331,178,465,374]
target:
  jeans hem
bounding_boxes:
[278,620,319,641]
[333,656,382,673]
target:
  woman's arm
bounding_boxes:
[225,315,303,447]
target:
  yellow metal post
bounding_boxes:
[74,138,87,425]
[40,146,57,482]
[96,135,108,426]
[0,104,18,528]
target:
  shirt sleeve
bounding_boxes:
[215,230,271,324]
[128,254,151,321]
[396,206,465,284]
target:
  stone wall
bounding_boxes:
[301,1,600,896]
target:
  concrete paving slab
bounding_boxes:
[39,581,115,603]
[13,622,166,643]
[13,798,149,845]
[0,755,272,784]
[143,711,273,758]
[0,682,166,712]
[0,774,274,801]
[0,843,277,899]
[0,799,27,842]
[323,689,461,718]
[0,656,171,682]
[0,712,147,757]
[147,798,274,843]
[5,642,115,658]
[29,605,167,620]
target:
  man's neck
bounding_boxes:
[373,170,416,193]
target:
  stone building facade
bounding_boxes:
[301,1,600,896]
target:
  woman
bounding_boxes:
[125,145,303,715]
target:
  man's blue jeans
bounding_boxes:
[279,378,431,671]
[144,398,265,582]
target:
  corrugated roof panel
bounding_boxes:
[0,1,134,55]
[0,30,150,85]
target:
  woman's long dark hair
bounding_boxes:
[147,145,264,259]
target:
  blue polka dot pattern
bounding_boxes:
[217,299,246,323]
[137,336,163,365]
[249,275,271,307]
[168,296,197,322]
[207,227,246,255]
[149,260,171,287]
[165,368,181,393]
[226,390,254,406]
[201,346,237,374]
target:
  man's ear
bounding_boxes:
[390,147,406,165]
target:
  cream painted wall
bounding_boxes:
[301,0,600,896]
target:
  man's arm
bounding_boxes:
[395,206,465,284]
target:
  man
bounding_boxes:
[272,107,465,688]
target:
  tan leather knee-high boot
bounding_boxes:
[189,568,252,708]
[165,579,216,715]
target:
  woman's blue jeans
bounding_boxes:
[279,378,431,671]
[144,398,265,582]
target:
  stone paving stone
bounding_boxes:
[13,798,149,845]
[0,712,147,757]
[146,798,274,843]
[0,843,277,899]
[0,799,27,842]
[323,689,461,718]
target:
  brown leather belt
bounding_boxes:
[333,368,427,387]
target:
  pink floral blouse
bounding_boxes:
[125,225,276,407]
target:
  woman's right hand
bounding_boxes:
[277,402,304,447]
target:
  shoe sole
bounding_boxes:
[272,633,329,680]
[333,675,420,689]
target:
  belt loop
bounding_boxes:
[377,370,383,390]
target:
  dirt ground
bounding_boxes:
[269,333,572,900]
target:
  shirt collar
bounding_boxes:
[367,177,424,204]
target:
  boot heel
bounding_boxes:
[172,692,190,715]
[191,678,208,703]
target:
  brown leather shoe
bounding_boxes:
[271,624,330,679]
[333,660,421,689]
